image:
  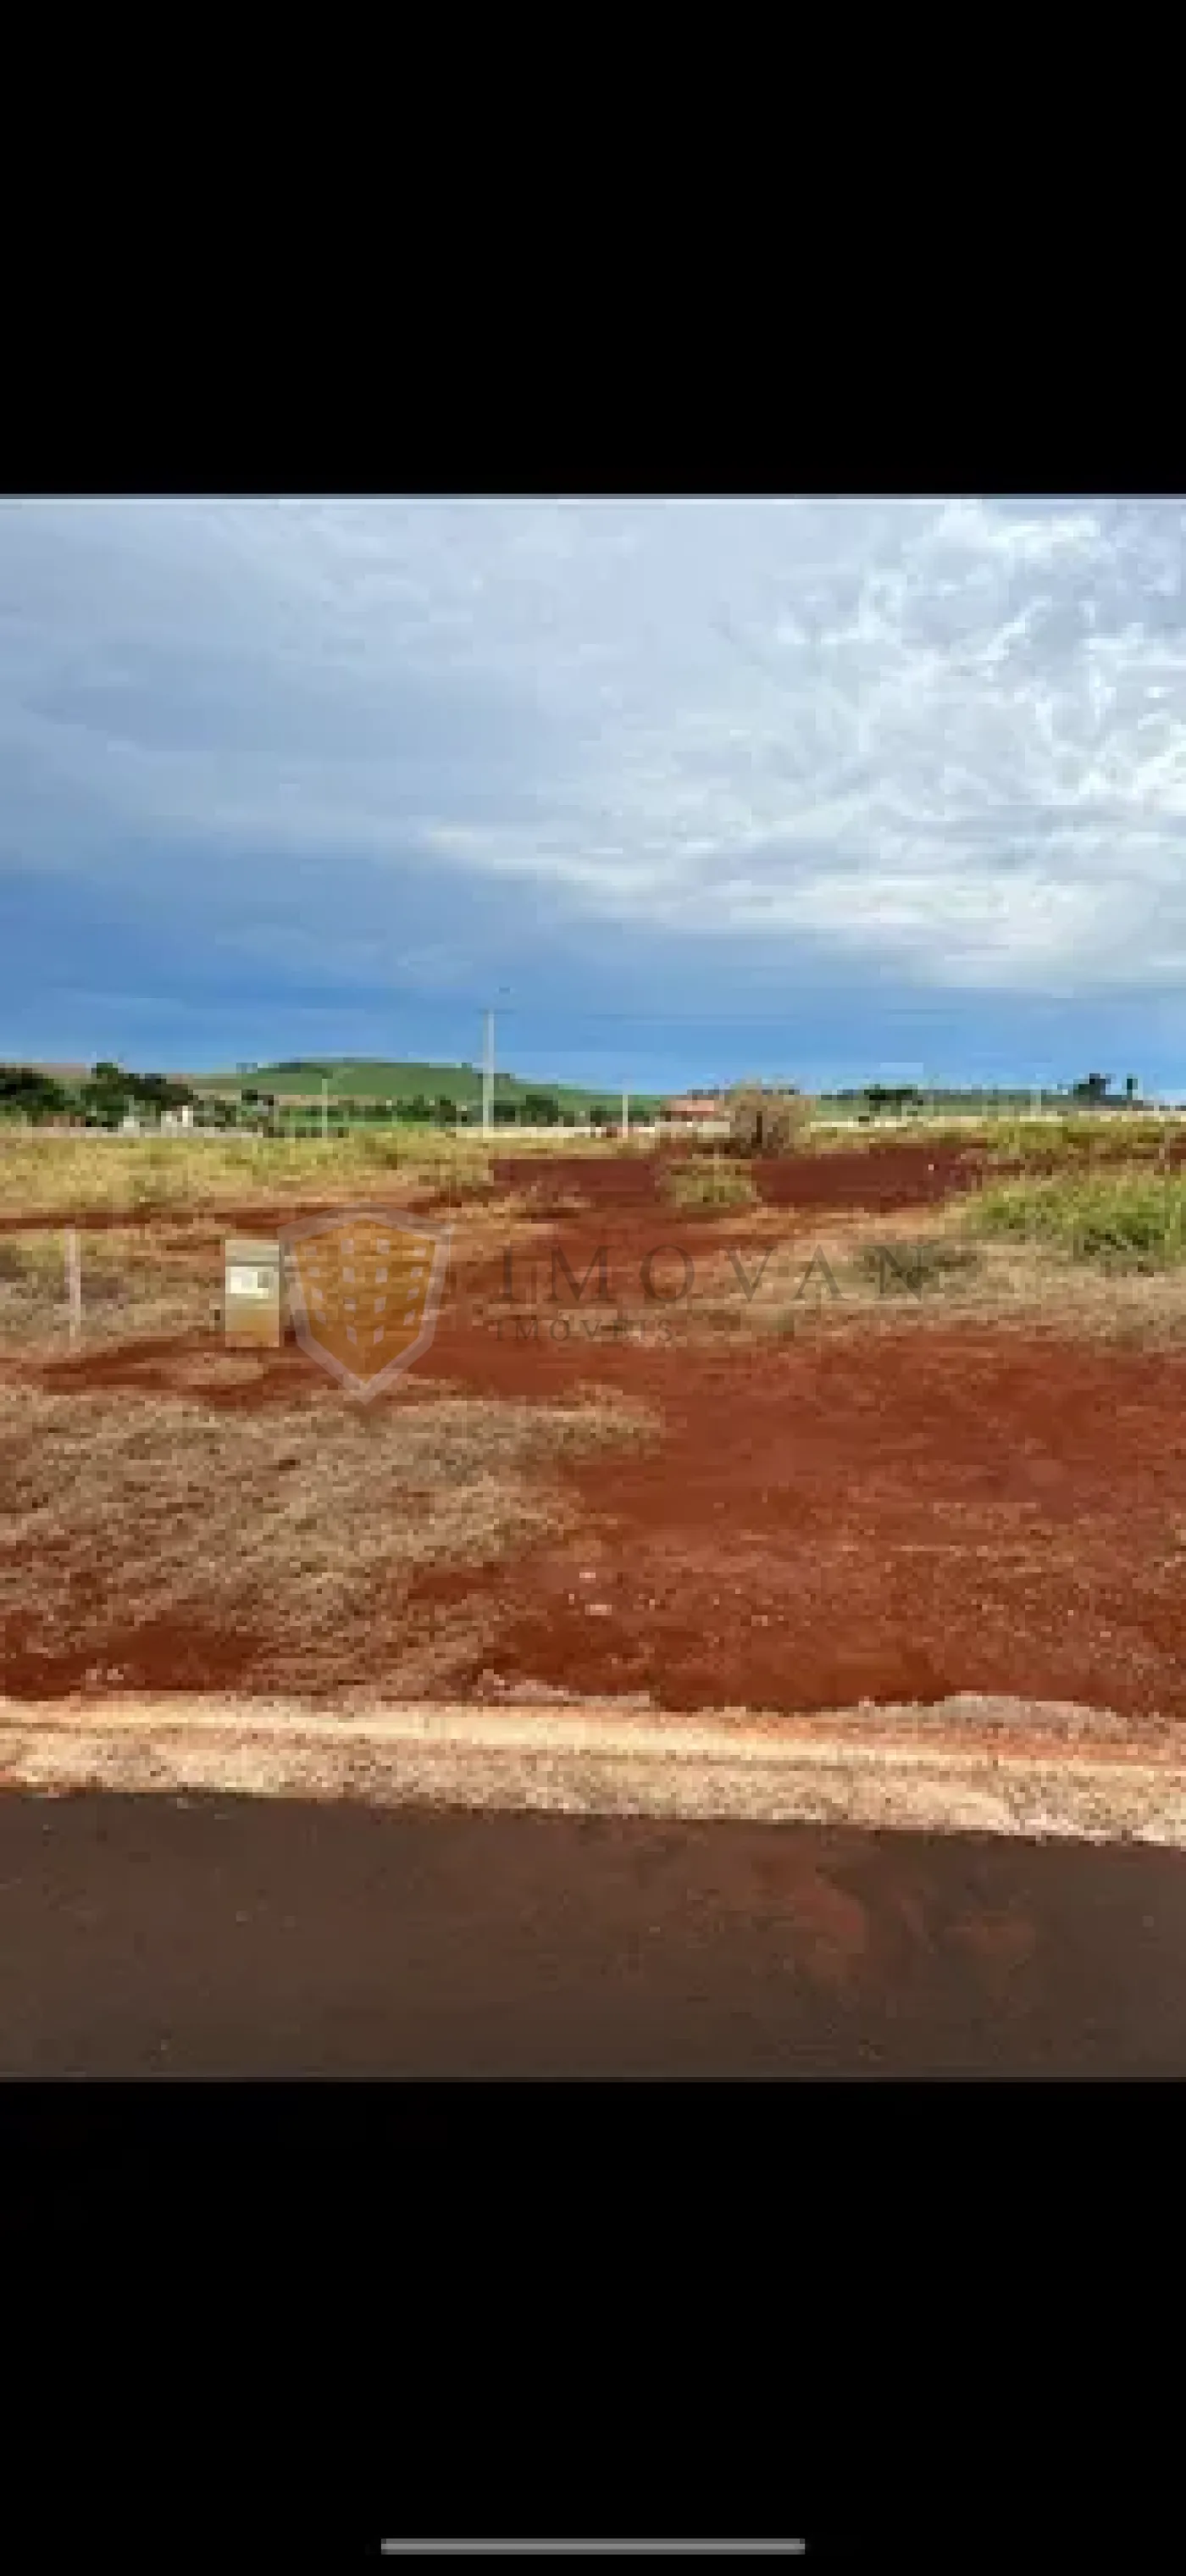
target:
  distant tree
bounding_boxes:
[524,1091,561,1125]
[1072,1073,1111,1103]
[0,1065,71,1120]
[862,1084,921,1117]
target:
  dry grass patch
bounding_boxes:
[668,1198,1186,1353]
[0,1380,662,1692]
[0,1130,501,1219]
[0,1228,214,1349]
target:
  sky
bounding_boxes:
[3,492,1186,1097]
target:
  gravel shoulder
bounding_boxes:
[7,1690,1186,1846]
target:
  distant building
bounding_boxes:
[661,1094,724,1124]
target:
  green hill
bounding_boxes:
[198,1059,664,1117]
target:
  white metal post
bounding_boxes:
[483,1009,495,1137]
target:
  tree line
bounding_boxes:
[0,1065,625,1130]
[0,1062,198,1125]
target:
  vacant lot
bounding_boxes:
[6,1129,1186,1757]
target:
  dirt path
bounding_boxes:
[7,1778,1186,2073]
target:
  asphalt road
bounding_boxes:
[4,1788,1186,2074]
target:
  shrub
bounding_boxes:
[728,1085,812,1157]
[664,1159,757,1211]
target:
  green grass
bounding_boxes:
[971,1172,1186,1269]
[662,1159,758,1212]
[984,1113,1177,1167]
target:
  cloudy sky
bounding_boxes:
[3,493,1186,1095]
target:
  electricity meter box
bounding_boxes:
[224,1237,283,1348]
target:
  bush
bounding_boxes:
[728,1085,812,1156]
[664,1159,757,1212]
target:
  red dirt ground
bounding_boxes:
[491,1153,669,1206]
[6,1135,1186,1726]
[751,1141,988,1211]
[7,1280,1186,1730]
[0,1197,369,1236]
[491,1140,989,1214]
[401,1321,1186,1729]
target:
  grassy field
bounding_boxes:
[4,1109,1185,1220]
[0,1126,633,1218]
[971,1171,1186,1269]
[983,1113,1179,1164]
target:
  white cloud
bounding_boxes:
[3,495,1186,1000]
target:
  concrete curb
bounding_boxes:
[4,1692,1186,1846]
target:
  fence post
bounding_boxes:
[65,1227,81,1347]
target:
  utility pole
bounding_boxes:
[481,991,511,1136]
[622,1087,629,1141]
[483,1009,495,1137]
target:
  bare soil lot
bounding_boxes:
[5,1137,1186,1758]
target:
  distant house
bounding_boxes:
[661,1094,724,1124]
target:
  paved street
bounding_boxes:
[4,1790,1186,2074]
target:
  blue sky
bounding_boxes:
[3,494,1186,1096]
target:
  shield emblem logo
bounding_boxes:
[280,1208,452,1400]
